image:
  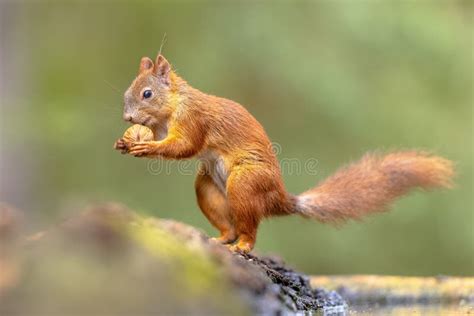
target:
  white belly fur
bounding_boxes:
[199,150,228,194]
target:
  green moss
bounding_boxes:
[125,217,221,294]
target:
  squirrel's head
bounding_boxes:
[123,54,173,127]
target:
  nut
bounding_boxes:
[122,124,155,143]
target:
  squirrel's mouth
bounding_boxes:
[140,116,152,127]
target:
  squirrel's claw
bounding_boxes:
[228,242,253,254]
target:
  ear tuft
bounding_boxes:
[153,54,171,84]
[139,57,154,74]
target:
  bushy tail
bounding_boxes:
[295,151,454,224]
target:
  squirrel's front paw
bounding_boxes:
[114,138,129,154]
[128,141,158,157]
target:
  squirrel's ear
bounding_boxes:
[153,54,171,84]
[139,57,154,74]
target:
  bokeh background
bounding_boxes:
[1,1,472,276]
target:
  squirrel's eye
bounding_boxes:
[143,89,153,99]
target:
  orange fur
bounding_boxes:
[296,151,454,224]
[116,53,454,253]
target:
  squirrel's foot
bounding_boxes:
[210,232,237,245]
[228,241,253,253]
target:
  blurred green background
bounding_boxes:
[1,1,472,276]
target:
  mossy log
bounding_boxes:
[0,203,345,315]
[3,203,471,315]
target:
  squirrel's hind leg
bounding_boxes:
[226,168,269,253]
[195,172,237,244]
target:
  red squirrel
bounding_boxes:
[114,53,454,253]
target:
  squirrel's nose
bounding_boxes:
[123,113,133,122]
